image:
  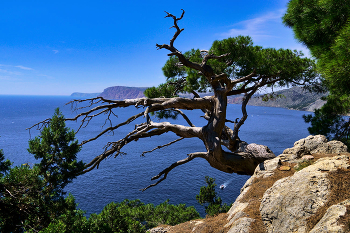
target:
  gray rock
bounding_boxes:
[245,143,275,159]
[294,134,328,151]
[260,155,349,233]
[309,199,350,233]
[281,135,347,161]
[227,217,255,233]
[312,140,348,154]
[301,155,315,160]
[148,226,170,233]
[253,157,281,178]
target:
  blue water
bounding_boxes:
[0,95,311,217]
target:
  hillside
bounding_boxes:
[228,86,327,111]
[71,86,326,112]
[99,86,148,100]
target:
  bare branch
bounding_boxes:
[173,109,195,127]
[164,9,185,47]
[140,152,207,191]
[202,53,230,66]
[80,112,144,145]
[141,137,184,157]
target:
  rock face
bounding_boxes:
[99,86,148,100]
[149,135,350,233]
[224,135,350,233]
[260,155,349,233]
[309,199,350,233]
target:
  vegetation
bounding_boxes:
[295,160,314,171]
[283,0,350,148]
[0,109,84,232]
[196,176,230,216]
[42,199,200,233]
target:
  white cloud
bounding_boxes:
[219,9,311,57]
[15,65,34,70]
[53,50,59,54]
[0,68,22,75]
[220,9,285,40]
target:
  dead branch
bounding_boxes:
[141,137,184,157]
[140,152,207,191]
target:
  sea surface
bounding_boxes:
[0,95,311,217]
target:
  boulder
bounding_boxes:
[244,143,275,159]
[280,135,348,162]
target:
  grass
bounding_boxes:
[295,160,314,171]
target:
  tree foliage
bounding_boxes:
[28,108,84,196]
[0,149,11,177]
[0,109,84,232]
[196,176,230,216]
[283,0,350,147]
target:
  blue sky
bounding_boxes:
[0,0,309,95]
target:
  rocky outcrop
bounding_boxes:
[280,134,348,162]
[260,155,349,233]
[224,135,350,233]
[309,199,350,233]
[149,135,350,233]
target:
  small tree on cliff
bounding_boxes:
[33,10,319,190]
[196,176,230,216]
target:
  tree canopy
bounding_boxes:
[37,10,319,191]
[283,0,350,146]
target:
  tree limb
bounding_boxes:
[140,152,207,191]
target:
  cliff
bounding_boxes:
[98,86,148,100]
[71,86,326,112]
[228,86,327,111]
[150,135,350,233]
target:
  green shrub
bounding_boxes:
[196,176,231,216]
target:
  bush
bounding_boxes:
[40,199,200,233]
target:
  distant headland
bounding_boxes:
[71,86,326,112]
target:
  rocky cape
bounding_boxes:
[150,135,350,233]
[227,86,327,112]
[72,86,326,112]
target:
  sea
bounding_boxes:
[0,95,311,217]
